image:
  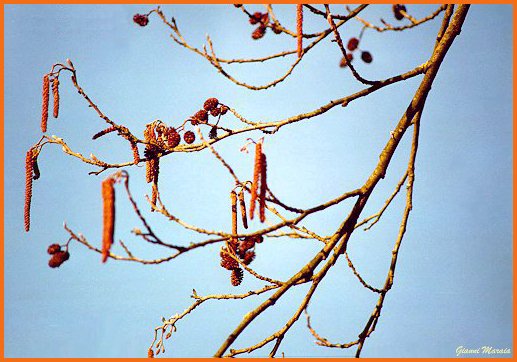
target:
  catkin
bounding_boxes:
[24,148,35,232]
[238,190,248,229]
[249,142,262,220]
[259,153,267,223]
[144,124,156,183]
[151,182,158,212]
[231,191,238,236]
[52,78,60,118]
[296,4,303,58]
[130,141,140,165]
[92,126,117,140]
[101,178,115,263]
[41,75,50,132]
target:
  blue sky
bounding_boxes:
[4,4,513,358]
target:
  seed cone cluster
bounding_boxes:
[220,235,263,286]
[47,244,70,268]
[249,12,270,40]
[102,177,116,263]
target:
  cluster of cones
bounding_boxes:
[220,235,263,286]
[47,244,70,268]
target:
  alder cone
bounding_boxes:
[231,268,244,286]
[252,25,266,40]
[194,109,209,123]
[48,251,70,268]
[340,53,354,68]
[361,51,373,64]
[249,12,262,25]
[133,14,149,26]
[167,128,181,148]
[347,37,359,51]
[210,106,221,117]
[203,97,219,112]
[47,244,61,255]
[183,131,196,144]
[393,4,407,21]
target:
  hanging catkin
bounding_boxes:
[24,148,35,232]
[52,78,60,118]
[259,153,267,223]
[92,126,117,140]
[101,177,115,263]
[144,124,156,183]
[249,142,262,220]
[130,141,140,165]
[238,189,248,229]
[296,4,303,58]
[41,75,50,132]
[231,191,238,235]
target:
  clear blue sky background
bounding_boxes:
[4,4,513,358]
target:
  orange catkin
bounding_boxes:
[296,4,303,58]
[238,190,248,229]
[259,153,267,223]
[144,124,156,183]
[52,78,60,118]
[130,141,140,165]
[41,75,50,132]
[231,191,238,235]
[249,142,262,220]
[101,177,115,263]
[24,148,35,232]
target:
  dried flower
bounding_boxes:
[41,74,50,132]
[220,105,229,115]
[52,77,60,118]
[101,177,115,263]
[296,4,303,58]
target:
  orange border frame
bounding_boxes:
[0,1,514,361]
